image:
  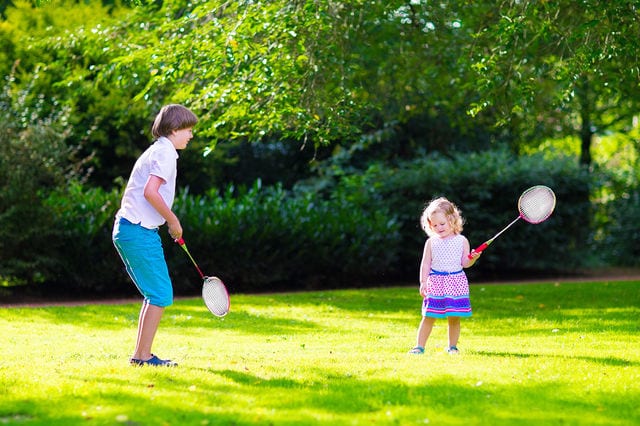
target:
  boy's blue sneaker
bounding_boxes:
[130,354,177,367]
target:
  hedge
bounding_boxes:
[2,150,603,297]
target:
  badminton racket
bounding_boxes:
[175,238,230,317]
[469,185,556,258]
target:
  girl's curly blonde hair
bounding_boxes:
[420,197,465,237]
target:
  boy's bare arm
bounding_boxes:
[144,175,182,240]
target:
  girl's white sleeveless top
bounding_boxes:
[430,234,464,272]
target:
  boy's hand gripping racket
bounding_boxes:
[175,238,230,317]
[469,185,556,258]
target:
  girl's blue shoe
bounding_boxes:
[408,346,425,355]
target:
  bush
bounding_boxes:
[44,181,127,292]
[592,166,640,267]
[3,149,601,297]
[321,150,593,281]
[36,178,401,295]
[0,81,75,288]
[170,180,401,293]
[597,190,640,265]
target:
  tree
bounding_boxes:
[464,0,640,166]
[14,0,637,186]
[0,0,144,187]
[9,0,500,188]
[0,73,77,285]
[90,0,499,150]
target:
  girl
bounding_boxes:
[112,104,198,366]
[408,197,481,355]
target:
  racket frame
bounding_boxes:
[175,238,230,317]
[202,276,230,317]
[469,185,556,258]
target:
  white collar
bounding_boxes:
[157,136,179,159]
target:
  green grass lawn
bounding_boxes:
[1,280,638,425]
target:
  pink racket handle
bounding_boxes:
[468,242,489,259]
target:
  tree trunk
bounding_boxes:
[577,77,593,166]
[579,124,592,166]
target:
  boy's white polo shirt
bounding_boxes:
[116,136,179,229]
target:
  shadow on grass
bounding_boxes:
[28,366,640,425]
[239,286,416,314]
[0,302,323,337]
[54,366,636,425]
[472,281,640,314]
[470,310,640,336]
[0,288,415,331]
[2,282,638,339]
[472,350,638,367]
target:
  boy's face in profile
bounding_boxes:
[169,127,194,150]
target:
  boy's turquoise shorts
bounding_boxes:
[112,217,173,307]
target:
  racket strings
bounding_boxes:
[203,277,230,317]
[518,186,556,223]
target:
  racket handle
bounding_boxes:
[468,242,489,259]
[175,238,206,279]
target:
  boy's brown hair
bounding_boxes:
[151,104,198,138]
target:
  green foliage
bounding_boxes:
[465,0,640,163]
[595,188,640,265]
[1,0,639,295]
[40,0,505,153]
[171,180,401,292]
[5,148,600,294]
[590,156,640,267]
[303,150,593,278]
[29,177,401,294]
[9,0,639,193]
[44,181,125,291]
[0,0,148,188]
[0,79,75,286]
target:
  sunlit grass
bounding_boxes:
[1,281,639,425]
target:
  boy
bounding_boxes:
[112,104,198,366]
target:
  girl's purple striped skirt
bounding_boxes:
[422,269,472,318]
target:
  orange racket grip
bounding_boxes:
[468,242,489,259]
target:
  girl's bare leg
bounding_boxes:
[416,317,436,348]
[447,316,461,348]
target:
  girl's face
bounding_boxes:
[429,211,453,238]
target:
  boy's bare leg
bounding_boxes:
[132,301,165,361]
